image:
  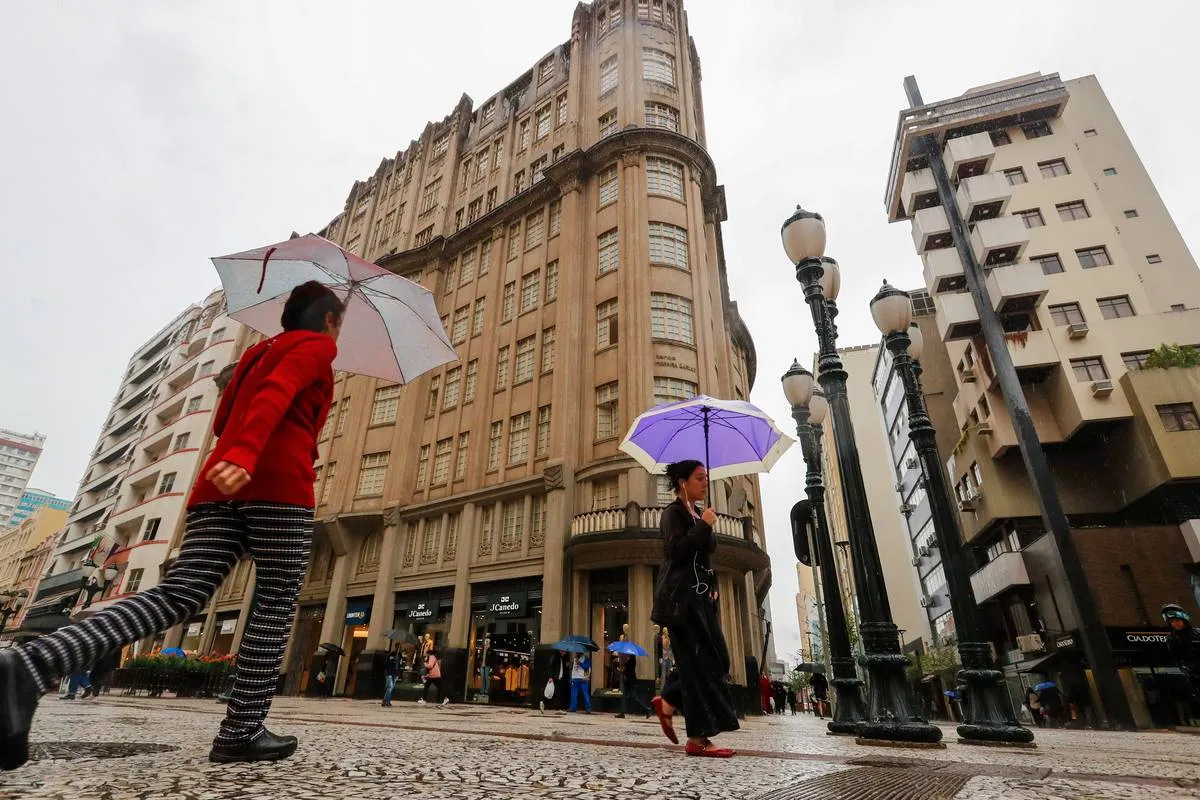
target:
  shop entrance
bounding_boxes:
[337,598,372,696]
[391,593,452,685]
[466,581,542,704]
[588,568,628,691]
[286,605,324,695]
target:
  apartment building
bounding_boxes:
[0,505,68,639]
[885,72,1200,727]
[7,489,71,530]
[0,429,45,529]
[190,0,769,705]
[17,291,246,641]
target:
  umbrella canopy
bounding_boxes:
[792,662,826,674]
[161,647,187,658]
[212,233,458,382]
[549,639,592,654]
[383,629,419,644]
[606,641,649,658]
[619,396,793,481]
[563,634,600,652]
[319,642,346,657]
[1033,681,1057,693]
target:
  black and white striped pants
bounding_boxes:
[18,502,313,745]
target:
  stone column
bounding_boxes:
[628,564,654,680]
[319,553,351,645]
[570,567,590,635]
[540,467,569,644]
[718,573,745,684]
[198,599,219,654]
[229,562,258,653]
[366,509,402,650]
[448,504,476,648]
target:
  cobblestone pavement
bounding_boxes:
[1,697,1199,799]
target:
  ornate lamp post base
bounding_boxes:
[828,666,867,736]
[854,623,943,744]
[955,643,1036,745]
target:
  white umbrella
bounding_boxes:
[211,234,457,382]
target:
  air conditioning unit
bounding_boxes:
[958,497,979,512]
[960,370,978,383]
[894,481,905,492]
[899,503,914,515]
[1017,633,1045,653]
[906,458,919,470]
[919,595,935,608]
[911,556,922,567]
[919,545,931,558]
[1067,323,1089,340]
[977,423,993,435]
[1091,379,1114,398]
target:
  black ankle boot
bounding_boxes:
[0,651,41,771]
[209,729,298,763]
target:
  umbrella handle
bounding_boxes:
[257,247,276,294]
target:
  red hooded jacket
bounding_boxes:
[188,330,336,508]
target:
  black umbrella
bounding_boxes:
[792,662,826,674]
[319,642,346,657]
[384,629,418,645]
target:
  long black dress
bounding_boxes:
[651,498,740,740]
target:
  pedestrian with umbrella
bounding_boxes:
[609,640,652,719]
[0,234,455,771]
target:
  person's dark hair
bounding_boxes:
[280,281,345,333]
[666,459,705,494]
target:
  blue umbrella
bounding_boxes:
[550,639,591,654]
[1033,681,1056,693]
[161,647,186,657]
[607,641,648,658]
[563,634,600,652]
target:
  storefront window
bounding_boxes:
[391,593,452,684]
[588,567,629,691]
[211,613,239,655]
[467,581,543,704]
[181,617,205,653]
[287,605,324,695]
[339,597,374,696]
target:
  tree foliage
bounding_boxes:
[1145,343,1200,370]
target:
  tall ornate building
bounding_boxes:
[191,0,769,704]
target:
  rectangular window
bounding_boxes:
[1103,167,1118,176]
[414,226,434,247]
[159,473,176,494]
[519,270,540,314]
[535,104,552,140]
[488,422,503,470]
[508,413,531,464]
[475,152,488,182]
[597,298,619,348]
[600,56,619,98]
[1122,351,1152,371]
[464,360,478,403]
[459,248,478,285]
[321,462,336,504]
[426,375,440,416]
[1077,246,1112,269]
[643,48,676,86]
[598,229,620,274]
[485,188,497,212]
[596,382,620,439]
[431,438,452,485]
[644,102,679,131]
[416,445,430,487]
[552,147,564,163]
[549,200,562,237]
[502,281,516,321]
[648,222,689,269]
[432,134,449,157]
[1097,295,1135,319]
[451,305,470,345]
[124,568,145,595]
[454,209,464,231]
[444,260,458,294]
[443,366,461,409]
[599,165,619,206]
[537,405,552,458]
[1070,356,1108,382]
[513,170,526,195]
[186,396,202,413]
[646,158,685,199]
[1038,158,1069,178]
[496,345,510,388]
[990,129,1012,146]
[507,223,521,260]
[1032,253,1063,275]
[210,327,226,342]
[1017,208,1045,228]
[541,327,555,373]
[371,385,401,425]
[173,433,190,451]
[1023,120,1053,139]
[599,110,619,138]
[1048,302,1085,326]
[656,476,675,506]
[493,138,504,169]
[525,211,545,249]
[556,92,569,126]
[531,156,548,185]
[455,432,470,480]
[1124,209,1139,219]
[1003,167,1027,186]
[650,293,694,344]
[421,178,442,213]
[538,57,554,83]
[357,452,389,496]
[142,518,162,542]
[531,495,546,546]
[500,501,524,552]
[514,336,536,384]
[473,298,486,337]
[518,119,531,151]
[653,376,698,405]
[467,198,482,224]
[198,360,215,377]
[544,261,559,303]
[593,476,619,509]
[1057,200,1090,221]
[1158,403,1200,432]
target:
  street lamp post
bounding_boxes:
[782,367,866,735]
[781,207,942,745]
[871,282,1034,746]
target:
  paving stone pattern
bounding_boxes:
[2,698,1199,799]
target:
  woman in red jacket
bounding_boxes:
[0,281,343,770]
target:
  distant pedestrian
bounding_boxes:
[418,650,447,706]
[810,671,829,719]
[87,649,121,698]
[382,649,401,707]
[1025,687,1044,727]
[649,460,739,758]
[617,655,651,719]
[568,653,592,713]
[0,280,345,770]
[786,688,798,716]
[759,673,773,715]
[60,671,92,701]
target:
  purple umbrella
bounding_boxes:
[618,396,793,496]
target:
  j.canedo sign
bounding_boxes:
[485,591,527,619]
[406,599,436,621]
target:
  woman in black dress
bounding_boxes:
[650,460,739,757]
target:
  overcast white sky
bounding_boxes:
[2,1,1197,659]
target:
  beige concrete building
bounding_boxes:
[19,291,246,644]
[0,505,67,637]
[189,0,768,705]
[885,72,1200,726]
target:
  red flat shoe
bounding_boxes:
[650,696,678,744]
[684,740,735,758]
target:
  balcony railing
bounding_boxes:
[33,567,89,601]
[969,550,1031,604]
[570,504,758,545]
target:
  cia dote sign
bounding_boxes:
[486,591,528,619]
